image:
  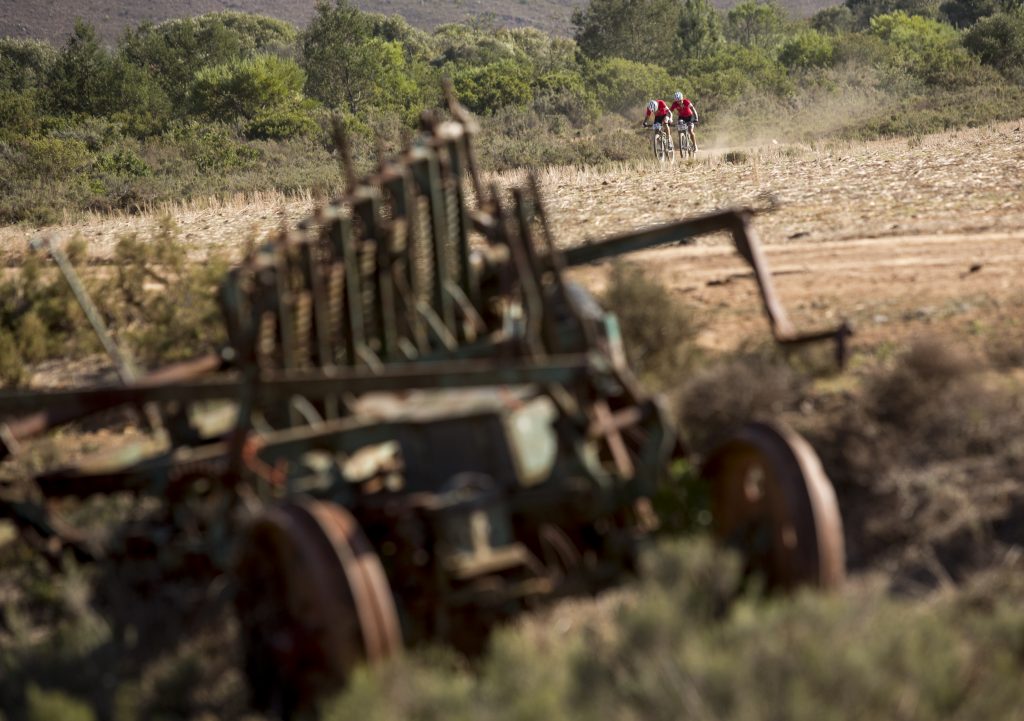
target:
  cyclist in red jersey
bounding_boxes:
[641,99,673,151]
[670,91,699,153]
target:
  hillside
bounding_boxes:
[0,0,838,44]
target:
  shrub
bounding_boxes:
[244,103,319,140]
[779,29,836,69]
[190,54,306,121]
[0,135,90,187]
[870,10,985,85]
[162,121,259,172]
[451,60,533,115]
[0,37,58,92]
[602,263,702,390]
[573,0,683,63]
[963,11,1024,83]
[941,0,1002,27]
[0,88,42,135]
[677,350,801,453]
[119,11,297,108]
[46,21,171,128]
[93,147,151,178]
[532,69,600,119]
[811,5,856,33]
[302,1,424,118]
[724,0,787,49]
[583,56,676,115]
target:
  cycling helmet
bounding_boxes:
[647,100,658,112]
[674,91,683,101]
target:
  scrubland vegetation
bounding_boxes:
[1,0,1023,224]
[3,1,1024,719]
[3,258,1024,720]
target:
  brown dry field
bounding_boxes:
[3,120,1024,363]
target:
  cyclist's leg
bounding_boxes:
[688,122,698,151]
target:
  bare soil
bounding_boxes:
[5,119,1023,359]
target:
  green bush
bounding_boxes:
[532,70,600,118]
[584,56,676,116]
[941,0,1002,27]
[811,5,857,33]
[244,103,319,140]
[120,12,297,108]
[573,0,684,63]
[0,135,90,187]
[0,37,58,92]
[870,10,986,85]
[690,43,794,109]
[93,147,151,178]
[452,60,534,115]
[46,21,171,128]
[779,29,837,69]
[0,88,43,135]
[724,0,787,49]
[323,537,1024,721]
[964,11,1024,83]
[162,121,259,172]
[302,1,425,118]
[190,54,306,121]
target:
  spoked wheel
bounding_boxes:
[234,499,402,716]
[702,422,845,590]
[653,132,671,162]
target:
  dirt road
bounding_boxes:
[3,120,1023,357]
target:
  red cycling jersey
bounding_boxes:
[644,99,670,120]
[671,98,696,120]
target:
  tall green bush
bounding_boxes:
[190,54,306,121]
[584,57,676,115]
[725,0,788,49]
[779,29,836,68]
[573,0,684,63]
[452,60,534,115]
[0,38,57,92]
[119,12,297,108]
[870,10,984,84]
[963,11,1024,82]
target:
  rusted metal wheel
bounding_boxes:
[702,422,845,590]
[233,499,402,715]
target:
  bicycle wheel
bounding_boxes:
[653,132,666,162]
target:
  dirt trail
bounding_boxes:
[2,120,1023,355]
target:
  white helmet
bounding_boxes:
[674,91,683,102]
[647,100,658,112]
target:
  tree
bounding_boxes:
[451,60,533,115]
[301,0,421,115]
[778,29,835,68]
[724,1,787,49]
[582,56,676,114]
[676,0,725,60]
[963,11,1024,82]
[190,54,306,121]
[869,10,983,84]
[572,0,683,64]
[844,0,941,29]
[0,38,57,93]
[810,5,856,33]
[45,20,171,128]
[940,0,1000,26]
[120,12,297,109]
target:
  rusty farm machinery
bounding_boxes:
[0,94,851,714]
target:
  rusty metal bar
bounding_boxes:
[0,356,591,417]
[0,352,223,460]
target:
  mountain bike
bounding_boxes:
[644,122,675,163]
[677,119,696,159]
